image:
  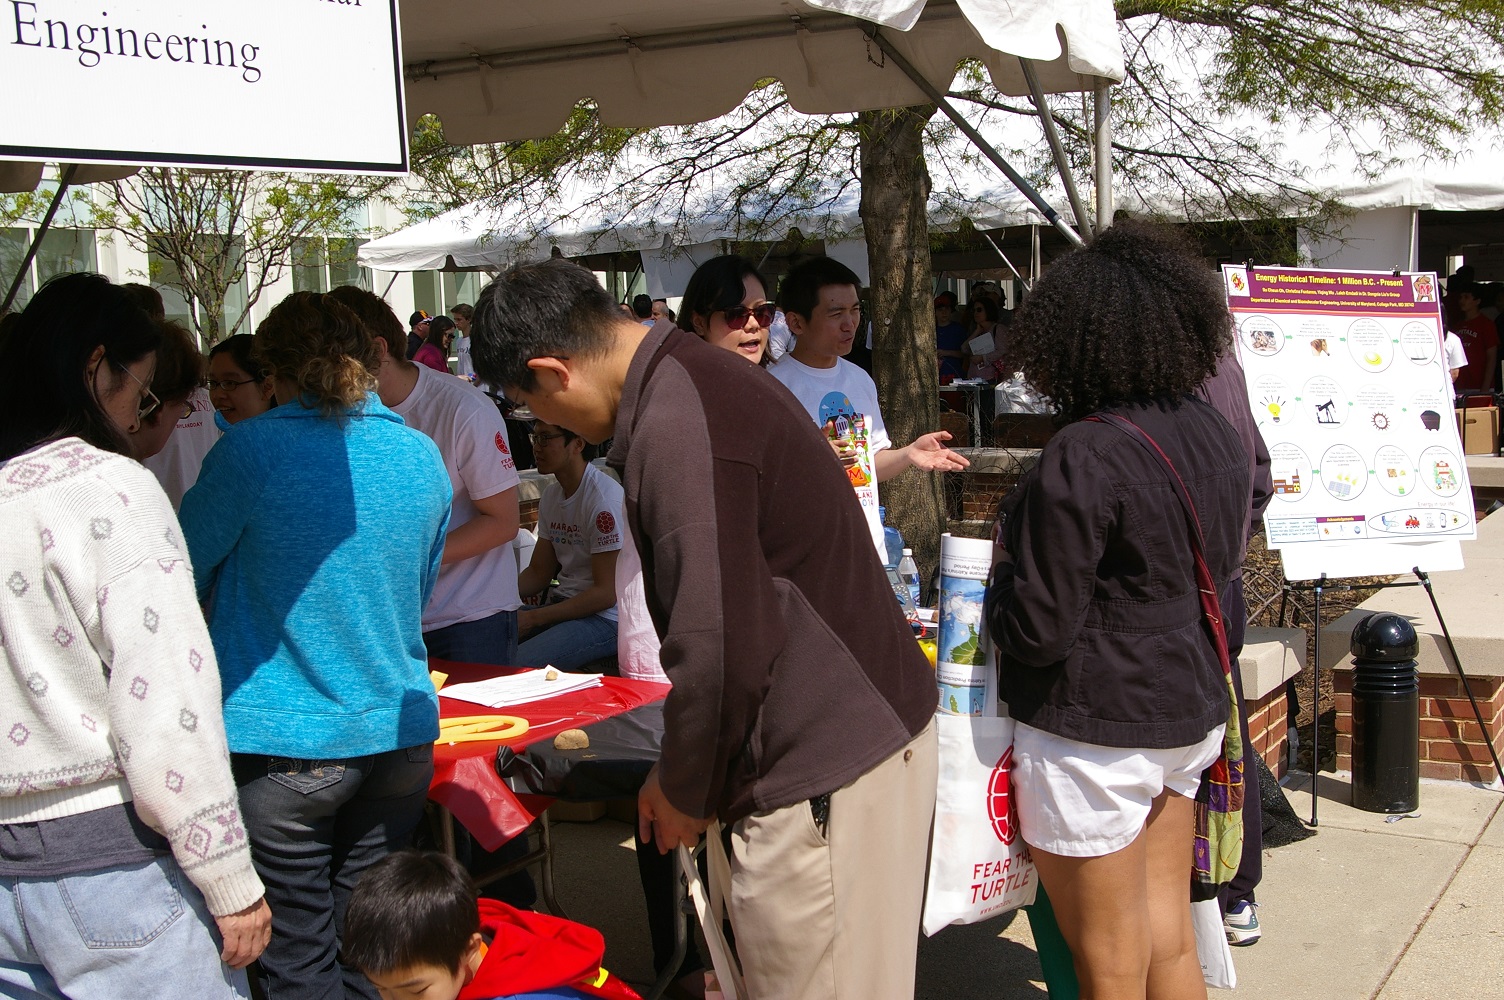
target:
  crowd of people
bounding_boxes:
[0,220,1299,1000]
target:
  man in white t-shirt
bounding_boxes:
[769,257,968,556]
[331,286,523,664]
[451,303,477,382]
[516,421,622,671]
[1445,329,1468,384]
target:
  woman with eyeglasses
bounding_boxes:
[0,272,270,998]
[206,334,277,424]
[128,320,205,461]
[678,254,776,367]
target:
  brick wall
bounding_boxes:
[1244,687,1290,779]
[1333,671,1504,783]
[952,471,1013,523]
[520,497,540,532]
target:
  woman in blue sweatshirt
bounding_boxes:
[181,292,452,1000]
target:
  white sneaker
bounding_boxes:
[1224,900,1261,946]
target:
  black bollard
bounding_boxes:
[1348,613,1421,813]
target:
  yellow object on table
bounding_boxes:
[429,670,450,692]
[918,638,938,668]
[437,715,530,745]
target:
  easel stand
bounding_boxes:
[1278,568,1504,828]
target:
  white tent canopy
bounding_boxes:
[402,0,1123,146]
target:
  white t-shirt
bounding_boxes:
[1445,330,1468,373]
[453,335,475,380]
[615,517,667,682]
[537,463,623,623]
[768,355,890,556]
[392,364,522,630]
[143,386,219,510]
[767,310,795,362]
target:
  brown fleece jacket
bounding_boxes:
[607,324,936,823]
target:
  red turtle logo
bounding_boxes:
[494,432,510,455]
[986,746,1017,844]
[596,511,616,535]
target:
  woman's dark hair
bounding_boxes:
[678,255,769,332]
[149,321,205,407]
[343,851,479,976]
[428,315,457,340]
[1005,221,1232,423]
[970,296,1000,324]
[253,291,377,418]
[209,333,266,379]
[0,272,161,461]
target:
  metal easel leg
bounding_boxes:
[1415,568,1504,782]
[1310,575,1326,827]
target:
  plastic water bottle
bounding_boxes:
[880,506,904,570]
[898,548,921,608]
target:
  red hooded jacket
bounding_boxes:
[459,899,640,1000]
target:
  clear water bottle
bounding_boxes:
[898,548,921,608]
[880,506,904,570]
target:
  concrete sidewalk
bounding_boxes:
[544,773,1503,998]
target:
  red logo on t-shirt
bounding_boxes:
[495,431,510,455]
[596,511,616,535]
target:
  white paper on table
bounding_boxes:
[439,669,603,708]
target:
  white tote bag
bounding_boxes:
[921,711,1038,935]
[1191,898,1237,989]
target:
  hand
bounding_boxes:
[517,608,542,638]
[638,765,711,855]
[907,431,970,473]
[215,897,271,969]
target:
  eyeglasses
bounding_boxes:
[718,303,777,329]
[115,363,161,422]
[204,377,258,392]
[176,401,195,421]
[530,431,567,445]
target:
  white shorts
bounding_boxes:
[1011,722,1226,858]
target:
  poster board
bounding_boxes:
[1224,265,1472,579]
[0,0,408,174]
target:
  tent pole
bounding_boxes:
[1030,225,1041,284]
[1020,59,1093,240]
[1,164,78,315]
[981,232,1029,292]
[863,27,1085,249]
[1093,78,1114,233]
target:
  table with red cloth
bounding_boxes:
[429,658,670,851]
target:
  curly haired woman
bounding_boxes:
[984,222,1250,1000]
[180,292,452,1000]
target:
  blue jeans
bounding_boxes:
[516,615,618,672]
[0,855,248,999]
[232,744,433,1000]
[423,609,518,667]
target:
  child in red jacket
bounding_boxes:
[344,851,640,1000]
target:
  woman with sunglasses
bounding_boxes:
[0,273,270,998]
[678,254,776,367]
[206,334,277,424]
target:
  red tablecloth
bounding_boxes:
[429,659,669,849]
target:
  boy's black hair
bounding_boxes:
[631,293,653,319]
[470,258,623,393]
[778,256,862,321]
[342,851,481,975]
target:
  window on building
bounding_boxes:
[0,226,98,310]
[293,236,371,294]
[148,237,248,342]
[412,269,487,319]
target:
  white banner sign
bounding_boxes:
[1,0,407,173]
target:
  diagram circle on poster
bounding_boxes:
[1410,387,1453,434]
[1373,445,1415,497]
[1252,374,1295,430]
[1419,446,1463,497]
[1319,444,1368,501]
[1240,315,1285,357]
[1296,317,1338,361]
[1353,384,1399,433]
[1399,321,1439,365]
[1301,376,1348,429]
[1268,443,1312,502]
[1347,318,1393,373]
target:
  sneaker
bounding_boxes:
[1224,900,1261,946]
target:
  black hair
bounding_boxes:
[631,293,653,320]
[778,257,862,321]
[343,851,480,976]
[0,272,161,461]
[429,315,457,339]
[470,258,623,393]
[150,321,205,406]
[536,419,599,462]
[970,297,1000,324]
[1004,220,1232,423]
[677,255,769,334]
[209,333,268,379]
[327,284,407,361]
[119,282,167,321]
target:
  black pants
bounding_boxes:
[634,824,705,980]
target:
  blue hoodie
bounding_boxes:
[180,394,451,758]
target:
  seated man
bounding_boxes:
[516,421,622,671]
[344,851,640,1000]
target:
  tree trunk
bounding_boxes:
[859,104,945,592]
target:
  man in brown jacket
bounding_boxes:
[470,259,938,1000]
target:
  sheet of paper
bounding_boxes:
[440,669,603,708]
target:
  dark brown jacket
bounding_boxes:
[607,325,935,823]
[985,397,1250,749]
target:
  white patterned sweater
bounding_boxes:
[0,438,263,916]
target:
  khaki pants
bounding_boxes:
[716,720,938,1000]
